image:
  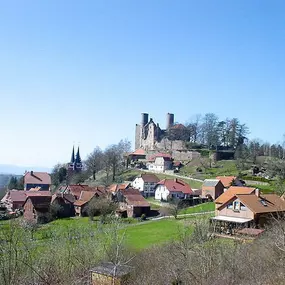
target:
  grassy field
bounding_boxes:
[1,214,208,250]
[179,202,215,215]
[124,218,192,249]
[180,160,239,180]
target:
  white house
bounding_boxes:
[147,153,173,173]
[132,173,160,197]
[154,178,193,201]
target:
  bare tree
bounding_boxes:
[85,146,104,180]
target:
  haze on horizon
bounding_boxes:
[0,0,285,168]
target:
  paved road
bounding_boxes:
[138,168,203,183]
[150,211,214,221]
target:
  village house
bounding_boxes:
[1,190,27,211]
[216,176,244,189]
[147,153,173,173]
[128,148,147,162]
[132,173,160,197]
[202,179,225,200]
[24,171,51,191]
[74,191,97,216]
[116,188,150,218]
[212,188,285,232]
[51,193,76,217]
[73,188,107,216]
[23,191,52,223]
[155,178,193,201]
[107,183,130,194]
[58,184,106,200]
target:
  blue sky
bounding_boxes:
[0,0,285,168]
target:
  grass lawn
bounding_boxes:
[124,218,194,250]
[179,202,215,215]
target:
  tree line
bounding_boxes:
[168,113,249,149]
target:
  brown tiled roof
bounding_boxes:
[120,188,150,207]
[140,174,160,183]
[79,191,96,201]
[107,183,130,193]
[215,186,256,204]
[74,191,98,207]
[59,184,96,198]
[156,179,193,194]
[9,190,27,203]
[216,176,237,188]
[149,153,172,161]
[24,172,51,185]
[24,194,52,211]
[51,193,75,204]
[236,194,285,214]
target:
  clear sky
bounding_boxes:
[0,0,285,168]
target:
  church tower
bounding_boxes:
[67,146,83,184]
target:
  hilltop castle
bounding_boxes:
[135,113,200,161]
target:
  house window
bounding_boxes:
[227,203,233,209]
[233,201,240,211]
[240,203,246,210]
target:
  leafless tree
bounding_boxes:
[85,146,104,180]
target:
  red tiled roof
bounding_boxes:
[156,179,193,194]
[216,176,237,188]
[131,149,146,155]
[24,172,51,185]
[149,153,172,161]
[120,188,150,207]
[140,174,160,183]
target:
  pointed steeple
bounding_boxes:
[70,146,75,163]
[75,146,82,164]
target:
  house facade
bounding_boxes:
[202,179,224,200]
[213,190,285,230]
[211,186,285,233]
[24,171,51,191]
[51,193,75,218]
[116,188,150,218]
[147,154,173,173]
[155,178,193,201]
[1,190,27,211]
[23,191,52,223]
[132,173,160,197]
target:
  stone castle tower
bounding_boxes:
[135,112,174,151]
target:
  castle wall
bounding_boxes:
[135,124,141,150]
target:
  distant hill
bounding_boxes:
[0,174,22,187]
[0,164,51,175]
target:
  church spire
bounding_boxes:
[70,146,75,163]
[75,146,82,164]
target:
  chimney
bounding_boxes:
[255,188,260,197]
[166,113,174,129]
[31,171,34,176]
